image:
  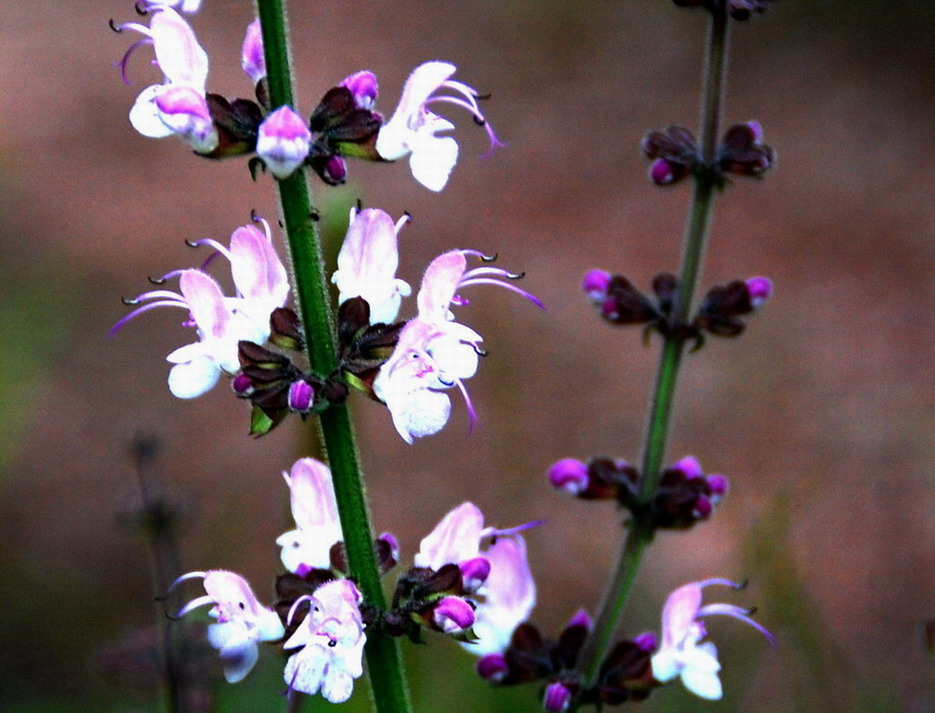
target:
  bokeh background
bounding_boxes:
[1,1,932,711]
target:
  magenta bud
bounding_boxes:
[746,119,764,142]
[600,297,620,320]
[232,372,253,396]
[693,495,713,518]
[257,106,312,179]
[707,473,729,499]
[581,269,611,303]
[543,681,573,713]
[460,557,491,590]
[241,19,266,84]
[746,276,773,308]
[477,653,509,682]
[323,155,348,184]
[649,158,676,185]
[566,608,592,631]
[341,70,379,110]
[433,596,475,634]
[672,455,703,479]
[633,631,658,652]
[547,458,589,495]
[287,379,314,412]
[154,86,218,154]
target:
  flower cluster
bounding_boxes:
[114,6,500,190]
[112,217,289,398]
[548,455,728,530]
[479,578,773,709]
[168,458,538,702]
[582,269,772,348]
[641,121,775,187]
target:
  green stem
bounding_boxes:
[575,8,731,696]
[255,3,411,712]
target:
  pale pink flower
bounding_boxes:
[284,579,366,703]
[331,207,412,324]
[276,458,343,575]
[173,570,284,683]
[375,61,503,191]
[256,106,312,179]
[112,219,289,398]
[241,18,265,84]
[651,578,776,700]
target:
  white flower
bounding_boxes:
[284,580,366,703]
[276,458,343,575]
[331,207,412,324]
[174,570,284,684]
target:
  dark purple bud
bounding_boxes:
[460,557,491,591]
[581,269,611,303]
[543,681,573,713]
[323,155,348,184]
[642,125,699,186]
[287,379,314,412]
[718,121,775,177]
[746,276,773,308]
[477,653,509,682]
[232,372,254,396]
[649,158,678,186]
[693,495,713,518]
[547,458,589,495]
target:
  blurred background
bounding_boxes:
[0,0,931,711]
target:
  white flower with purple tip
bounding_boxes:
[376,61,503,191]
[651,578,776,700]
[284,579,366,703]
[276,458,343,575]
[373,249,542,442]
[173,570,284,683]
[116,5,217,152]
[331,207,412,325]
[112,218,289,398]
[256,106,312,179]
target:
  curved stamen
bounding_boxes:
[175,594,216,618]
[698,577,745,590]
[697,603,777,646]
[482,519,545,540]
[394,213,412,233]
[287,594,316,626]
[461,266,523,280]
[457,277,545,310]
[454,377,477,435]
[460,249,497,262]
[115,36,154,85]
[187,238,233,260]
[169,570,208,589]
[109,298,189,335]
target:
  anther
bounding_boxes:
[184,239,200,248]
[309,209,320,222]
[121,297,140,305]
[475,91,492,101]
[507,271,525,280]
[356,198,364,211]
[247,157,266,181]
[473,345,488,357]
[735,579,749,590]
[148,276,166,285]
[480,252,498,262]
[403,210,412,222]
[250,208,260,222]
[134,1,149,16]
[108,18,122,33]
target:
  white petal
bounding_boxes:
[409,134,458,191]
[167,356,220,398]
[681,666,723,700]
[321,670,355,703]
[129,85,174,138]
[284,646,326,696]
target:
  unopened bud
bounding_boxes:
[341,70,379,110]
[232,372,254,396]
[433,596,475,634]
[581,269,611,303]
[287,379,314,412]
[241,19,266,84]
[322,155,348,184]
[460,557,491,591]
[257,106,312,179]
[543,681,573,713]
[476,653,509,682]
[672,455,703,479]
[633,631,658,652]
[548,458,589,495]
[154,86,218,154]
[746,276,773,308]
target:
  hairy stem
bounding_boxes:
[255,3,411,712]
[576,8,731,694]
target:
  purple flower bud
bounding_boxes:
[693,495,713,519]
[323,155,348,184]
[476,653,509,682]
[341,70,379,110]
[460,556,491,591]
[241,19,266,85]
[232,372,254,396]
[633,631,658,652]
[547,458,589,495]
[433,596,476,634]
[649,158,677,185]
[581,269,611,303]
[566,608,592,631]
[672,455,703,480]
[257,106,312,179]
[543,681,573,713]
[746,276,772,308]
[379,531,400,560]
[288,379,314,413]
[707,473,729,499]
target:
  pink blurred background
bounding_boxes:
[0,1,931,711]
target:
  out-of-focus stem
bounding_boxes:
[255,3,412,713]
[575,8,731,696]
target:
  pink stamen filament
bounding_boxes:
[458,277,545,310]
[116,36,154,85]
[109,298,188,335]
[697,603,777,646]
[175,594,216,618]
[286,594,315,626]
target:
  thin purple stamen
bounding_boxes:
[109,298,188,336]
[458,277,545,310]
[116,36,153,85]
